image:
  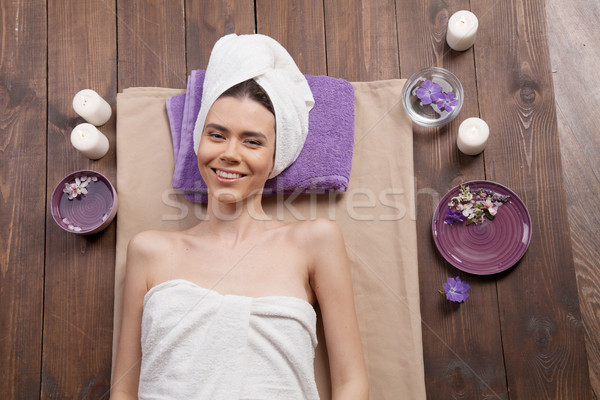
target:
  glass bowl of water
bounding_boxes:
[402,67,464,128]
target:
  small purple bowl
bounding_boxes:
[51,170,118,235]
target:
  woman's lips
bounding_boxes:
[212,168,246,183]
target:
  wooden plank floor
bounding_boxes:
[546,0,600,398]
[0,0,596,398]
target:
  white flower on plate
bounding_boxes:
[461,203,473,217]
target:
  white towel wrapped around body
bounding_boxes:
[138,279,319,399]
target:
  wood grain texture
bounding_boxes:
[0,0,46,398]
[43,0,117,398]
[256,0,327,76]
[545,0,600,397]
[472,0,592,398]
[555,109,600,399]
[396,1,509,398]
[185,0,255,71]
[545,0,600,180]
[117,0,187,89]
[324,0,399,81]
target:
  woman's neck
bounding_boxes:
[201,194,272,246]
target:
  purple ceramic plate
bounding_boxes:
[51,170,118,235]
[432,180,531,275]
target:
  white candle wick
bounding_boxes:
[446,10,478,51]
[70,123,109,160]
[72,89,111,125]
[457,117,489,155]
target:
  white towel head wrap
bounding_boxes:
[193,34,315,178]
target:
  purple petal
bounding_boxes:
[416,87,428,100]
[431,92,443,102]
[443,276,470,301]
[454,277,468,291]
[444,105,453,112]
[421,80,434,89]
[421,96,433,105]
[431,83,442,94]
[446,291,465,302]
[446,92,455,100]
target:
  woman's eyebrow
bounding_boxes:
[240,131,268,141]
[205,123,268,141]
[204,123,229,132]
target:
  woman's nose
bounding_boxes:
[220,139,242,163]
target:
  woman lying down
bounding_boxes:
[111,33,368,400]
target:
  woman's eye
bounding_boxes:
[207,132,224,140]
[245,140,262,147]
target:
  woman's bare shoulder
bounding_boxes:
[125,230,188,286]
[286,218,345,251]
[127,230,182,258]
[292,218,343,238]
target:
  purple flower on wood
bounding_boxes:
[436,91,459,112]
[444,208,465,225]
[443,276,470,302]
[416,80,442,105]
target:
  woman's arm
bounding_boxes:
[307,219,369,400]
[110,232,155,400]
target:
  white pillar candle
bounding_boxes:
[457,117,489,155]
[72,89,112,126]
[70,123,110,160]
[446,10,479,51]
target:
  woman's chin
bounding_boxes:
[210,189,243,204]
[209,187,263,205]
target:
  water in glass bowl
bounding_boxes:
[402,67,464,128]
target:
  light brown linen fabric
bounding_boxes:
[112,80,426,399]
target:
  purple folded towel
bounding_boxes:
[166,70,354,202]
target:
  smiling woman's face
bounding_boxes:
[197,96,276,203]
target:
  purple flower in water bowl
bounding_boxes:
[436,91,459,112]
[443,276,470,303]
[416,80,443,105]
